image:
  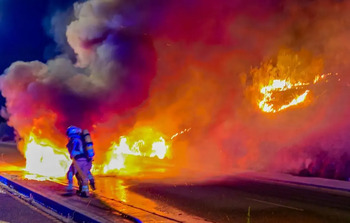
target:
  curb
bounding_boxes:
[0,175,141,223]
[237,172,350,194]
[265,177,350,193]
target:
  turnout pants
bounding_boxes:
[66,158,92,194]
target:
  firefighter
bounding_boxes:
[66,126,90,197]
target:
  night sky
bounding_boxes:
[0,0,77,106]
[0,0,78,133]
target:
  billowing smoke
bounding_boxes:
[1,0,350,179]
[0,0,157,143]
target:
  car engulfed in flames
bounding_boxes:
[22,126,184,180]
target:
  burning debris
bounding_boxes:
[249,49,335,113]
[1,0,350,181]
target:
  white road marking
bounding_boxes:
[247,198,304,211]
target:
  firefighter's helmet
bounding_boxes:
[66,126,82,137]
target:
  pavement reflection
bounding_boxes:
[94,176,208,222]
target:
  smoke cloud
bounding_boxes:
[1,0,350,179]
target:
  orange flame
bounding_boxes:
[98,127,172,176]
[257,74,332,113]
[21,126,193,180]
[258,79,311,113]
[248,49,333,113]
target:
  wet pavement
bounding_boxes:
[1,172,208,223]
[3,172,350,223]
[94,177,208,222]
[2,143,350,223]
[93,175,350,223]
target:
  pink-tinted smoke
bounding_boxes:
[1,0,350,179]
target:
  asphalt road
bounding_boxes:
[1,143,350,223]
[127,176,350,223]
[0,185,59,223]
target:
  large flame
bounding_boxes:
[98,127,172,176]
[24,131,70,180]
[21,126,180,179]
